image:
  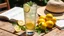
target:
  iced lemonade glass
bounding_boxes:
[23,3,37,36]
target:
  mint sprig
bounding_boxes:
[27,1,33,6]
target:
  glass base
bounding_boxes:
[26,30,34,36]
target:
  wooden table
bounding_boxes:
[0,6,64,36]
[0,20,64,36]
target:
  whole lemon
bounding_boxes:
[37,19,45,24]
[39,22,47,30]
[46,13,53,21]
[52,17,56,24]
[46,20,54,28]
[39,15,46,19]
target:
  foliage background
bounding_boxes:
[0,0,49,8]
[9,0,49,8]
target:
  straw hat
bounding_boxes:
[37,0,64,19]
[46,0,64,13]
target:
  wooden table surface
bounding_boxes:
[0,15,64,36]
[0,6,64,36]
[0,20,64,36]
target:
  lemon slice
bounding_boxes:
[14,25,21,32]
[23,4,30,13]
[18,20,24,26]
[26,22,35,30]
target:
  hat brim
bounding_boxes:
[37,6,64,19]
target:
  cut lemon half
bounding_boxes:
[18,20,24,26]
[14,25,21,32]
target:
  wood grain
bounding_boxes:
[0,29,17,36]
[0,0,10,11]
[0,21,15,33]
[0,3,7,8]
[44,28,64,36]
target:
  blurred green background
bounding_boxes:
[9,0,49,8]
[0,0,49,8]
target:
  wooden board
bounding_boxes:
[0,29,17,36]
[44,28,64,36]
[0,3,7,8]
[0,21,15,33]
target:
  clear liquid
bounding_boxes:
[24,4,37,35]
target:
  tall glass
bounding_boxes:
[23,3,37,36]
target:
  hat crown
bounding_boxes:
[46,0,64,13]
[48,0,64,5]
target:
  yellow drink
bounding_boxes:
[26,22,35,30]
[23,2,37,35]
[25,19,35,35]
